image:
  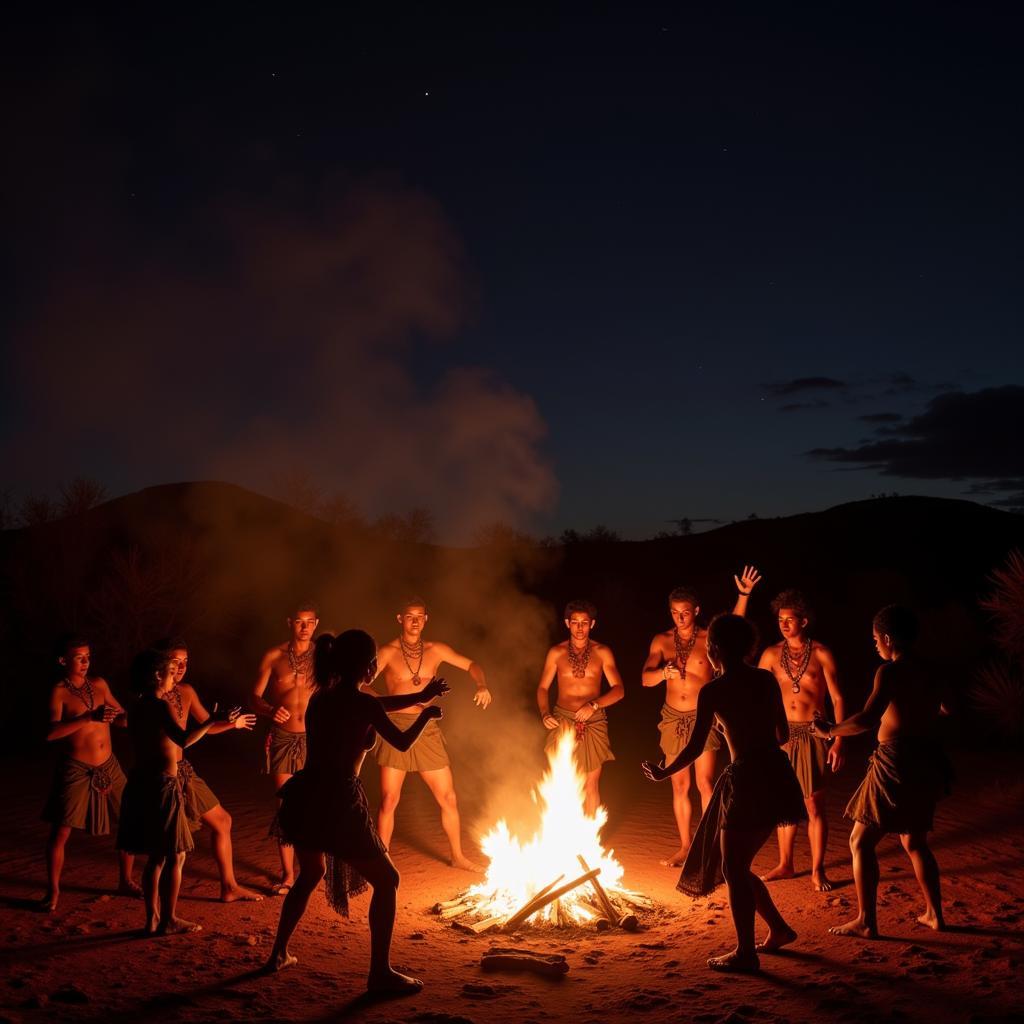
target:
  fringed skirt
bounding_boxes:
[276,772,387,915]
[678,746,807,897]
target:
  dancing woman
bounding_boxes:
[266,630,447,995]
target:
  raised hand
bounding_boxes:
[215,704,244,723]
[91,704,118,724]
[423,705,444,721]
[233,712,257,731]
[641,759,667,783]
[734,565,762,596]
[422,676,451,701]
[665,660,681,681]
[272,705,291,724]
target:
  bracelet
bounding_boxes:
[589,700,600,711]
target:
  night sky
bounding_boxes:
[3,7,1022,539]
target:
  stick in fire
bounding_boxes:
[537,600,625,817]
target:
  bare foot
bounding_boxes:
[144,914,160,936]
[367,968,423,996]
[812,870,834,892]
[117,879,144,899]
[760,863,795,882]
[756,924,798,952]
[269,880,294,896]
[917,908,945,931]
[659,847,690,868]
[829,917,877,939]
[265,949,298,972]
[707,949,760,973]
[157,916,202,935]
[38,891,58,913]
[449,857,483,873]
[221,886,264,903]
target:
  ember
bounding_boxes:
[433,731,651,930]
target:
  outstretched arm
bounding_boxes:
[643,685,717,781]
[376,677,450,711]
[815,665,892,739]
[189,686,256,735]
[435,643,492,708]
[536,648,560,730]
[366,697,442,751]
[732,565,762,617]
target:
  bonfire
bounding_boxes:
[433,730,651,932]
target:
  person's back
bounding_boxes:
[129,694,183,776]
[304,688,379,779]
[709,665,788,763]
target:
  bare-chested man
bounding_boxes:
[252,602,320,894]
[759,590,845,891]
[155,638,261,902]
[369,598,491,872]
[641,567,762,866]
[118,649,241,935]
[537,600,625,817]
[812,605,949,938]
[41,635,139,911]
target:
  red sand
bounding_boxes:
[2,747,1022,1024]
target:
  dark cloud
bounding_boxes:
[808,386,1024,506]
[881,372,922,395]
[779,401,830,413]
[858,412,903,424]
[769,376,847,397]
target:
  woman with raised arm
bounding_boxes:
[266,629,448,997]
[643,614,806,972]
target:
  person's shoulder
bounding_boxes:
[548,641,567,657]
[264,643,288,661]
[811,640,834,658]
[380,637,401,653]
[594,640,615,655]
[178,682,199,698]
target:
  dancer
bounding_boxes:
[42,634,138,911]
[370,598,490,871]
[266,630,448,995]
[643,614,805,973]
[812,605,950,937]
[537,600,625,816]
[759,590,846,891]
[118,650,242,934]
[641,567,761,865]
[155,638,261,901]
[252,601,319,894]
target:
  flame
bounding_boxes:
[467,728,627,924]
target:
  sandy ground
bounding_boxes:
[1,744,1022,1024]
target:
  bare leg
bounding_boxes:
[421,767,480,871]
[582,767,603,821]
[693,748,716,815]
[42,825,72,911]
[117,852,141,898]
[142,855,162,934]
[806,791,832,891]
[157,851,200,933]
[201,805,262,901]
[661,770,693,866]
[830,822,881,938]
[272,773,295,891]
[761,824,797,881]
[266,847,325,971]
[377,767,407,852]
[350,852,422,995]
[712,828,768,972]
[900,831,944,930]
[751,873,798,951]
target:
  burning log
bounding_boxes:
[577,855,621,926]
[468,915,506,934]
[482,947,569,978]
[439,902,475,920]
[503,868,600,932]
[432,893,470,912]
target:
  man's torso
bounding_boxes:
[653,630,714,711]
[552,641,607,711]
[764,641,829,722]
[54,679,113,766]
[265,645,314,732]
